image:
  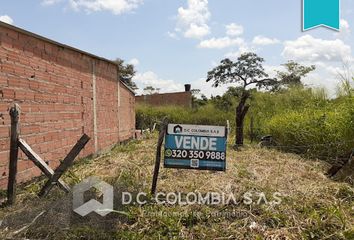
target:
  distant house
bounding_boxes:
[136,84,193,108]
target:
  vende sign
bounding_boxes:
[164,124,227,171]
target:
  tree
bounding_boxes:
[113,58,138,90]
[206,52,279,147]
[143,86,160,95]
[191,89,201,95]
[276,61,315,88]
[193,94,208,108]
[190,89,204,108]
[211,95,233,112]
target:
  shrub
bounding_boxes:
[266,98,354,160]
[136,104,233,131]
[136,87,354,161]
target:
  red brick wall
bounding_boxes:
[119,82,136,141]
[136,91,192,108]
[0,23,135,188]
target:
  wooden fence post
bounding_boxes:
[226,120,230,137]
[7,103,21,205]
[250,115,254,143]
[151,117,168,195]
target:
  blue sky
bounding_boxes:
[1,0,353,96]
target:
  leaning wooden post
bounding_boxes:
[18,138,70,193]
[38,134,90,197]
[7,103,21,205]
[151,117,168,195]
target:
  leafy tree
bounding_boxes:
[193,94,209,108]
[211,95,233,112]
[190,89,204,108]
[143,86,160,95]
[209,87,244,112]
[113,58,138,90]
[191,89,201,95]
[276,60,315,88]
[206,52,279,147]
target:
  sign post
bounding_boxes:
[151,118,169,195]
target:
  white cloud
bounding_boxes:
[133,70,227,98]
[133,71,184,94]
[281,34,353,94]
[128,58,139,66]
[263,65,284,78]
[41,0,62,5]
[336,19,351,38]
[0,15,14,25]
[252,35,280,46]
[191,77,231,97]
[43,0,144,14]
[224,45,254,60]
[340,19,350,33]
[262,63,343,97]
[167,31,179,39]
[302,63,343,97]
[184,23,210,39]
[226,23,243,36]
[175,0,211,39]
[69,0,143,14]
[282,35,352,62]
[198,37,244,49]
[211,60,218,67]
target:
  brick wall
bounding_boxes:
[0,23,135,188]
[136,91,192,108]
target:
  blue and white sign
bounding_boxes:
[164,124,227,171]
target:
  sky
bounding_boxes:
[0,0,353,97]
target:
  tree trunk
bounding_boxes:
[235,109,244,146]
[235,91,250,147]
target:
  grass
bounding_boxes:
[137,94,354,163]
[266,98,354,161]
[0,135,353,239]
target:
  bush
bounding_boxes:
[266,98,354,160]
[136,104,234,131]
[136,87,354,161]
[242,87,329,141]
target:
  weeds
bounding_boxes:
[0,137,352,239]
[137,87,354,163]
